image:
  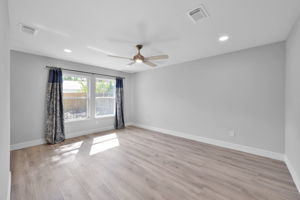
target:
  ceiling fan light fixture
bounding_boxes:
[135,59,143,63]
[108,44,168,68]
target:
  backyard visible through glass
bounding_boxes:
[63,75,88,120]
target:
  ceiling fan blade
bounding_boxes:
[126,61,135,66]
[107,55,133,60]
[145,55,169,60]
[144,61,157,67]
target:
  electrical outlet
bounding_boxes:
[228,130,235,137]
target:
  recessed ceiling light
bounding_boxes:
[219,35,229,42]
[64,49,72,53]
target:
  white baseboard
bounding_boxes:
[126,122,134,126]
[10,138,45,151]
[285,156,300,193]
[7,171,11,200]
[10,122,135,150]
[10,125,116,151]
[65,125,114,139]
[131,123,284,161]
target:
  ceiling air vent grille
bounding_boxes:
[187,4,209,23]
[19,24,38,35]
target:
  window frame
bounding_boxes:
[63,73,91,122]
[94,77,116,119]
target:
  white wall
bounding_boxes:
[285,14,300,191]
[132,42,285,153]
[0,0,10,199]
[11,50,132,147]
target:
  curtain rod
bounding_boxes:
[45,66,125,79]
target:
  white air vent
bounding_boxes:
[187,4,209,23]
[19,24,38,35]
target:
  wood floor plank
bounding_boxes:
[11,126,300,200]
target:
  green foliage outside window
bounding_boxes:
[96,80,114,96]
[79,81,88,93]
[63,75,114,96]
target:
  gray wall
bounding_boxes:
[10,51,132,145]
[285,14,300,186]
[132,42,285,153]
[0,0,10,199]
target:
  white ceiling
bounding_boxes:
[9,0,300,72]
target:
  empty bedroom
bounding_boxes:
[1,0,300,199]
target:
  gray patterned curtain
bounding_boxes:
[45,67,65,144]
[115,77,125,129]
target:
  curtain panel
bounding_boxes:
[45,68,65,144]
[115,77,125,129]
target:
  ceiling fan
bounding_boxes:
[108,44,169,67]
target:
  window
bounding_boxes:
[62,74,116,121]
[95,78,116,117]
[63,74,89,121]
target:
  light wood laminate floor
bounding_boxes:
[11,126,300,200]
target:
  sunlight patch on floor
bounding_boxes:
[89,133,120,155]
[51,149,79,165]
[55,141,83,153]
[51,141,83,165]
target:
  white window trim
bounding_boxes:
[64,117,92,123]
[63,73,91,122]
[62,73,117,122]
[95,114,115,119]
[94,77,116,118]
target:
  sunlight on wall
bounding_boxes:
[89,133,120,155]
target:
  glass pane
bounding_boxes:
[95,79,115,97]
[95,98,115,116]
[63,75,88,97]
[63,99,87,120]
